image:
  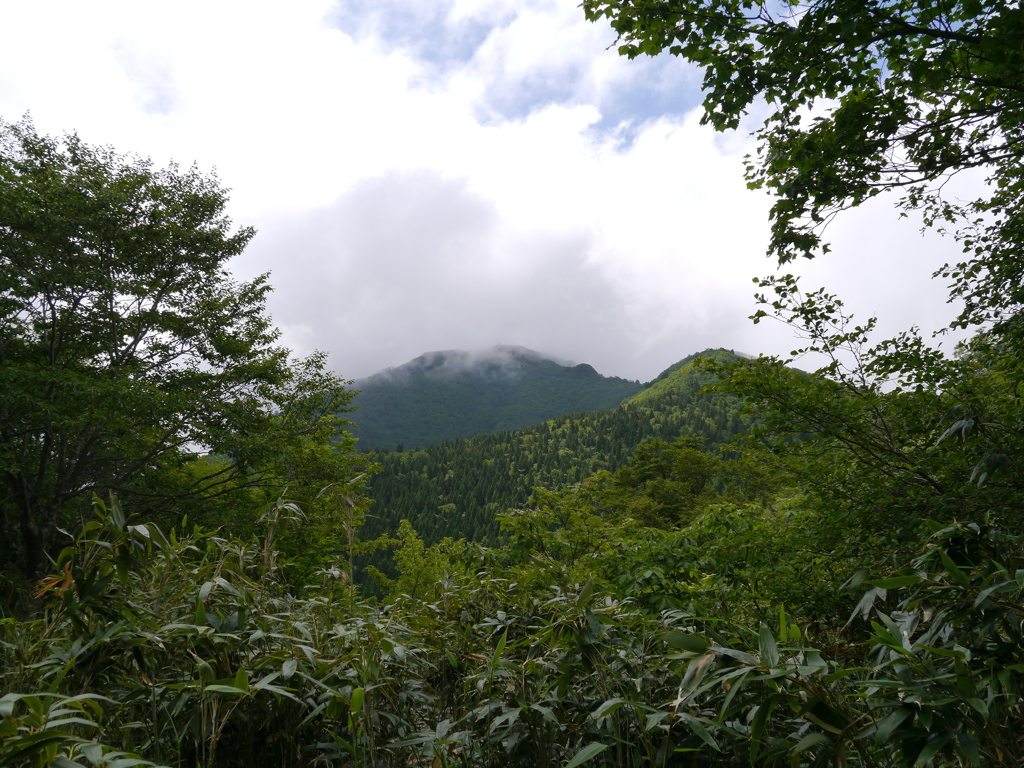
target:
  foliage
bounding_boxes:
[581,0,1024,546]
[601,437,723,526]
[559,3,1024,761]
[10,0,1024,755]
[7,477,1024,768]
[699,285,1024,581]
[582,0,1024,521]
[494,477,841,624]
[0,118,360,579]
[583,0,1024,283]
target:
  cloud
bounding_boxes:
[234,104,788,381]
[0,0,971,384]
[111,40,180,116]
[363,345,577,384]
[241,169,620,376]
[328,0,494,70]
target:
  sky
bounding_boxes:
[0,0,970,382]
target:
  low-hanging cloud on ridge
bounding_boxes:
[0,0,972,382]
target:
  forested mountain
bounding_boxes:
[361,348,750,544]
[348,345,643,450]
[10,3,1024,765]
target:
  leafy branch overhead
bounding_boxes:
[584,0,1024,332]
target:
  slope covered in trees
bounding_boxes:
[349,345,643,450]
[361,348,751,544]
[8,0,1024,763]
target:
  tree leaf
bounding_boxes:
[792,731,829,754]
[350,687,365,716]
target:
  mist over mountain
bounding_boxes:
[363,345,577,384]
[349,345,643,450]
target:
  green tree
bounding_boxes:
[584,0,1024,514]
[0,118,358,578]
[583,0,1023,291]
[602,437,721,526]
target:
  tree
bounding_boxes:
[0,118,359,578]
[583,0,1024,503]
[584,0,1024,337]
[601,437,721,526]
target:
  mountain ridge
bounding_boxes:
[357,345,579,385]
[349,345,644,450]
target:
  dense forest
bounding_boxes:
[361,348,752,545]
[4,1,1024,766]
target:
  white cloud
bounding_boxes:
[111,39,180,116]
[0,0,967,383]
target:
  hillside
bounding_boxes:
[349,345,643,450]
[361,348,750,544]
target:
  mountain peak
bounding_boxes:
[359,345,573,386]
[350,347,641,450]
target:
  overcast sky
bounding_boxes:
[1,0,969,382]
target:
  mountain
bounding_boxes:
[348,345,644,450]
[360,348,751,546]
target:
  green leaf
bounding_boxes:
[0,693,18,718]
[938,549,971,588]
[109,495,126,531]
[749,697,777,762]
[577,580,595,606]
[106,758,154,768]
[565,742,609,768]
[350,687,365,716]
[964,696,987,720]
[591,698,628,721]
[282,659,298,680]
[331,734,355,755]
[204,685,247,695]
[792,731,829,753]
[788,622,801,643]
[55,547,75,572]
[973,580,1017,607]
[874,706,914,742]
[958,732,981,765]
[718,669,750,716]
[194,597,207,627]
[491,629,508,668]
[681,653,716,693]
[678,712,720,750]
[914,732,952,766]
[759,623,779,668]
[80,742,103,764]
[870,575,923,589]
[660,631,709,653]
